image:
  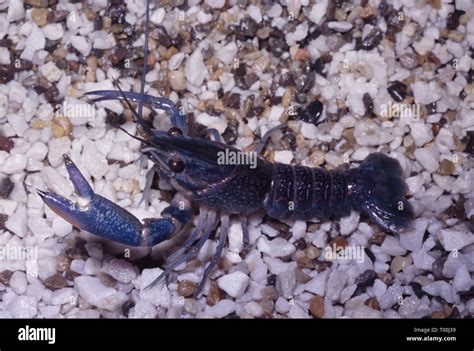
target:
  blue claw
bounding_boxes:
[86,90,188,136]
[39,155,189,247]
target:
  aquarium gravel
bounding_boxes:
[0,0,473,318]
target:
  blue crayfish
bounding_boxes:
[38,1,414,296]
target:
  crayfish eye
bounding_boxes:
[168,158,185,173]
[168,127,182,137]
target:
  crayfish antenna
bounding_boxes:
[137,0,151,125]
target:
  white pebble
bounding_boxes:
[455,0,472,11]
[75,276,127,311]
[410,122,433,147]
[327,21,352,32]
[340,211,359,235]
[39,61,62,82]
[275,297,290,314]
[132,300,157,318]
[354,120,393,146]
[215,42,237,65]
[304,269,329,296]
[81,140,108,179]
[288,303,309,318]
[42,23,64,41]
[274,150,294,164]
[422,281,454,303]
[453,265,472,292]
[414,147,439,173]
[43,166,73,197]
[5,205,27,237]
[134,268,171,308]
[228,221,243,254]
[258,237,296,258]
[168,52,185,70]
[290,220,306,239]
[405,174,424,195]
[26,141,48,161]
[205,0,225,9]
[52,216,73,237]
[245,301,264,317]
[217,271,249,298]
[276,269,296,298]
[70,35,92,57]
[101,259,138,284]
[0,47,9,65]
[7,1,25,22]
[7,296,37,318]
[381,236,407,256]
[399,218,428,252]
[300,122,318,139]
[39,305,61,318]
[206,299,235,318]
[196,113,227,134]
[51,288,77,305]
[308,0,328,24]
[269,105,285,122]
[184,48,208,86]
[20,25,45,61]
[9,271,27,295]
[438,228,474,251]
[2,154,27,174]
[326,270,348,302]
[411,81,443,104]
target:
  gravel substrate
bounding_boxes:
[0,0,473,319]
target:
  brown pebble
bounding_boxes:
[309,295,324,318]
[0,270,13,285]
[206,280,221,306]
[52,116,72,138]
[431,310,446,319]
[0,177,14,199]
[305,245,321,260]
[31,8,48,27]
[330,236,348,248]
[390,255,413,275]
[168,70,186,91]
[43,273,68,290]
[177,280,197,298]
[261,286,279,301]
[296,256,315,269]
[0,213,7,230]
[445,195,466,220]
[25,0,49,8]
[259,299,275,317]
[364,297,380,310]
[0,68,14,84]
[438,158,455,176]
[0,134,13,152]
[56,255,71,272]
[431,123,442,137]
[65,269,80,281]
[99,273,117,287]
[378,273,393,285]
[295,268,312,284]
